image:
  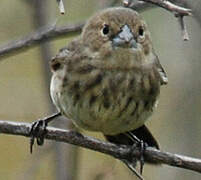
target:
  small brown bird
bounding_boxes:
[31,7,168,178]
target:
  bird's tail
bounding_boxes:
[105,125,160,163]
[104,125,160,179]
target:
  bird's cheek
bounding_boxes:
[99,42,113,57]
[142,42,151,56]
[132,43,142,52]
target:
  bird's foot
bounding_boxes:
[126,132,147,174]
[135,140,147,174]
[29,112,61,153]
[30,119,47,153]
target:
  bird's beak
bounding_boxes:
[112,25,137,49]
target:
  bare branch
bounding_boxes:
[123,0,192,41]
[1,120,201,174]
[143,0,191,16]
[123,0,192,15]
[123,0,155,12]
[0,22,84,59]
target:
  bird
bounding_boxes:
[30,7,168,179]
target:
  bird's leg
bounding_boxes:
[139,140,146,174]
[126,132,146,174]
[29,112,61,153]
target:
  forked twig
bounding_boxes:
[123,0,192,41]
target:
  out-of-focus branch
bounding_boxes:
[32,0,76,179]
[0,22,84,59]
[0,0,196,59]
[1,120,201,174]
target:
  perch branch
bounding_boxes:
[0,22,84,59]
[1,120,201,174]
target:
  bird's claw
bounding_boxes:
[139,140,146,174]
[29,120,47,153]
[29,112,62,153]
[126,132,147,174]
[129,137,147,175]
[29,112,61,153]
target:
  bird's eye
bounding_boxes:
[138,26,144,37]
[101,24,110,36]
[138,26,145,42]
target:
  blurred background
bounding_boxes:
[0,0,201,180]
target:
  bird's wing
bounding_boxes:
[155,55,168,85]
[50,38,83,72]
[50,47,70,71]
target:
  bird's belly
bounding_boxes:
[51,69,160,135]
[58,92,157,135]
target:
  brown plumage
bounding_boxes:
[50,7,167,175]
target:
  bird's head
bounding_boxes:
[82,7,153,60]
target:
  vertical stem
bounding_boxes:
[32,0,78,179]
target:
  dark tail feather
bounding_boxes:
[130,125,159,150]
[104,125,160,164]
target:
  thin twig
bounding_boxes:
[177,15,189,41]
[57,0,65,14]
[0,22,84,59]
[1,120,201,174]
